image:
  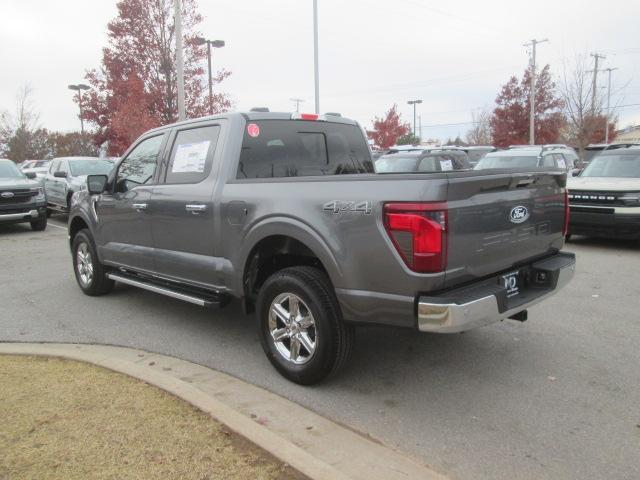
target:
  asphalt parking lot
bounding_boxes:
[1,216,639,480]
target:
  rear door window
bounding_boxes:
[165,125,221,184]
[237,120,373,179]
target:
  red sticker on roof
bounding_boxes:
[247,123,260,137]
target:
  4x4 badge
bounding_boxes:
[323,200,372,215]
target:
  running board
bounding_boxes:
[106,272,228,308]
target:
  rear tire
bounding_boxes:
[30,217,47,231]
[72,229,114,296]
[256,266,354,385]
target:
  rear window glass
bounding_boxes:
[475,155,539,169]
[237,120,373,179]
[375,152,469,173]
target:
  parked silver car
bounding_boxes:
[44,157,114,213]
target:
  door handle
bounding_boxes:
[132,203,148,211]
[185,204,207,214]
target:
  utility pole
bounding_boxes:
[604,67,618,143]
[175,0,185,121]
[407,99,422,136]
[290,98,304,112]
[418,115,422,141]
[589,53,606,114]
[523,38,548,145]
[313,0,320,114]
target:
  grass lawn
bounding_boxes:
[0,354,306,480]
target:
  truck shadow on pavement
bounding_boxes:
[566,235,639,251]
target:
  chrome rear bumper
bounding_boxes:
[417,253,576,333]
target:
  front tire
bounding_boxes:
[72,229,114,296]
[256,266,354,385]
[30,216,47,231]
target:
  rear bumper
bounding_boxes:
[417,252,576,333]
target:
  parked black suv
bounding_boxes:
[0,159,48,231]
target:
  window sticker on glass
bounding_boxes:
[171,140,210,173]
[440,159,453,171]
[556,158,566,169]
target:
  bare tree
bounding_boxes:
[558,54,618,156]
[465,108,492,145]
[0,84,43,161]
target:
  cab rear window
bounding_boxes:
[237,120,373,179]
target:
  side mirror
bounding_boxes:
[53,171,68,178]
[24,171,37,179]
[87,174,108,194]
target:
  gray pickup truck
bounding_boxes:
[68,111,575,384]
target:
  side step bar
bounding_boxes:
[106,272,228,309]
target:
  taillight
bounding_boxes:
[563,189,570,236]
[384,202,448,273]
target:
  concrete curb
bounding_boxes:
[0,342,446,480]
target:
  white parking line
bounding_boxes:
[47,222,67,231]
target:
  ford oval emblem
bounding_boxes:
[509,206,529,223]
[1,191,15,199]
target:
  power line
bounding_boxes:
[416,102,640,132]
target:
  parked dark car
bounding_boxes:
[0,159,47,231]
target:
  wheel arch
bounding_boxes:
[238,219,343,311]
[68,214,90,249]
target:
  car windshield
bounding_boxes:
[580,154,640,178]
[583,149,604,164]
[69,159,114,176]
[375,155,419,173]
[0,161,25,179]
[475,155,539,169]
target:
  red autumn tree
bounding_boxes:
[490,65,566,147]
[367,105,411,149]
[81,0,232,155]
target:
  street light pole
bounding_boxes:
[175,0,185,121]
[68,84,90,134]
[313,0,320,114]
[407,99,422,137]
[207,41,212,114]
[195,37,225,115]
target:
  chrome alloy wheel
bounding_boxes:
[269,293,317,365]
[76,242,94,287]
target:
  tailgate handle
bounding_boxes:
[516,177,535,187]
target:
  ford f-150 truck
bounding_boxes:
[68,111,576,384]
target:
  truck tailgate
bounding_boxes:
[444,170,567,287]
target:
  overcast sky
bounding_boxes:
[2,0,639,141]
